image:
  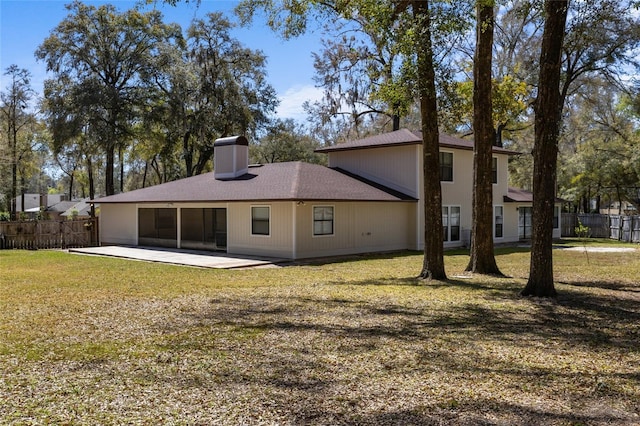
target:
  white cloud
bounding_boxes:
[276,85,324,122]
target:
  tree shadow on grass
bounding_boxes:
[356,399,638,426]
[148,275,640,424]
[559,279,640,293]
[173,280,639,353]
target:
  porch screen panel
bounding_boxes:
[180,208,227,251]
[138,208,177,247]
[156,209,177,240]
[181,208,203,242]
[214,208,227,248]
[138,208,156,238]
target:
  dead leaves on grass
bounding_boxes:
[1,249,640,424]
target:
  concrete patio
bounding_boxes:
[69,246,286,269]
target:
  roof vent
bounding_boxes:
[214,136,249,180]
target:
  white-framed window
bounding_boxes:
[553,205,560,229]
[494,205,504,238]
[442,206,461,242]
[440,151,453,182]
[251,206,270,236]
[492,157,498,184]
[313,206,334,236]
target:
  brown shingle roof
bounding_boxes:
[315,128,520,155]
[95,161,416,204]
[504,187,534,203]
[504,187,564,203]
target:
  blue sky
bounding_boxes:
[0,0,324,120]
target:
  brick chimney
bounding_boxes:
[213,136,249,180]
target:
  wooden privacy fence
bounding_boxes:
[562,213,640,243]
[610,215,640,243]
[0,219,98,250]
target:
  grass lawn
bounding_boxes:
[1,241,639,425]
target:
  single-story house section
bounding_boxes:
[95,130,561,260]
[95,136,417,260]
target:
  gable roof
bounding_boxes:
[95,161,416,204]
[61,199,92,217]
[315,128,520,155]
[46,200,77,213]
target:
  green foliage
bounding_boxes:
[250,119,324,165]
[37,2,279,193]
[444,73,530,138]
[574,219,591,239]
[1,65,37,218]
[238,0,472,135]
[558,78,640,212]
[37,1,183,195]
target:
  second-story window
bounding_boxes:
[492,157,498,184]
[440,152,453,182]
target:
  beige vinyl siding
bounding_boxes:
[437,149,471,248]
[502,204,522,243]
[226,202,294,258]
[99,203,137,245]
[493,154,510,206]
[295,202,415,259]
[327,145,420,197]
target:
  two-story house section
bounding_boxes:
[316,128,561,249]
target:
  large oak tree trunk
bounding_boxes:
[414,0,446,280]
[466,0,502,275]
[522,0,569,297]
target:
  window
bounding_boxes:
[492,157,498,184]
[494,206,504,238]
[553,206,560,229]
[251,206,270,236]
[442,206,461,242]
[313,206,334,236]
[440,152,453,182]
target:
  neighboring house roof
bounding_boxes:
[61,199,92,217]
[47,201,77,213]
[95,161,417,204]
[315,128,521,155]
